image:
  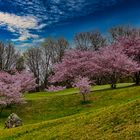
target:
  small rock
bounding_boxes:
[5,113,22,128]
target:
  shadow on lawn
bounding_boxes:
[93,83,136,93]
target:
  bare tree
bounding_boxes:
[24,38,69,91]
[55,37,69,62]
[41,38,56,88]
[90,31,106,50]
[109,25,140,42]
[16,56,25,72]
[74,32,92,50]
[74,31,106,51]
[0,42,4,70]
[24,47,42,91]
[0,42,19,71]
[41,37,69,88]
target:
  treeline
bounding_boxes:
[0,25,140,91]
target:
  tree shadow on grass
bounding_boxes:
[93,84,136,93]
[80,100,92,105]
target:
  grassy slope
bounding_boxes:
[0,83,140,140]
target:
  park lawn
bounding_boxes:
[1,99,140,140]
[0,83,140,140]
[25,83,133,100]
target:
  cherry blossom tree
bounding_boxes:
[73,77,91,102]
[50,48,139,88]
[0,71,36,114]
[95,45,139,88]
[118,33,140,85]
[109,27,140,84]
[50,50,99,85]
[15,71,37,92]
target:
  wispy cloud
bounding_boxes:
[0,0,119,48]
[5,0,118,27]
[0,11,46,41]
[12,31,39,42]
[0,12,38,29]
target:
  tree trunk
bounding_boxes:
[36,77,40,92]
[135,72,140,85]
[110,73,117,89]
[111,83,116,89]
[0,107,4,116]
[43,73,49,89]
[82,93,86,102]
[96,77,102,85]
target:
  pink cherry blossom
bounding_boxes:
[73,77,91,102]
[50,50,99,84]
[118,34,140,84]
[47,85,66,92]
[50,47,139,88]
[95,44,139,88]
[0,71,36,110]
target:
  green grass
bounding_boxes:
[25,83,133,100]
[0,83,140,140]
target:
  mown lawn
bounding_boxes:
[0,83,140,140]
[25,83,133,100]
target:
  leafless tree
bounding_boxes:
[24,47,43,91]
[41,37,69,88]
[24,38,69,91]
[74,31,106,50]
[41,38,56,88]
[74,32,92,50]
[55,37,69,62]
[109,25,140,42]
[90,31,106,50]
[16,56,25,72]
[0,42,19,71]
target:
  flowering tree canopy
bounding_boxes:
[95,45,140,88]
[118,34,140,84]
[73,77,91,102]
[50,50,99,84]
[47,85,66,92]
[0,71,36,109]
[50,45,139,89]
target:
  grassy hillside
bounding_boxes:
[0,83,140,140]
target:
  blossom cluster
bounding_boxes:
[47,85,66,92]
[73,77,91,95]
[0,71,36,107]
[50,46,139,86]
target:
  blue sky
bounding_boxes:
[0,0,140,50]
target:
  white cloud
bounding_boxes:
[12,30,39,41]
[7,26,17,33]
[35,23,47,30]
[14,37,45,51]
[33,38,45,43]
[0,12,46,41]
[0,12,38,29]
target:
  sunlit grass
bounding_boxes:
[0,83,139,140]
[25,83,134,100]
